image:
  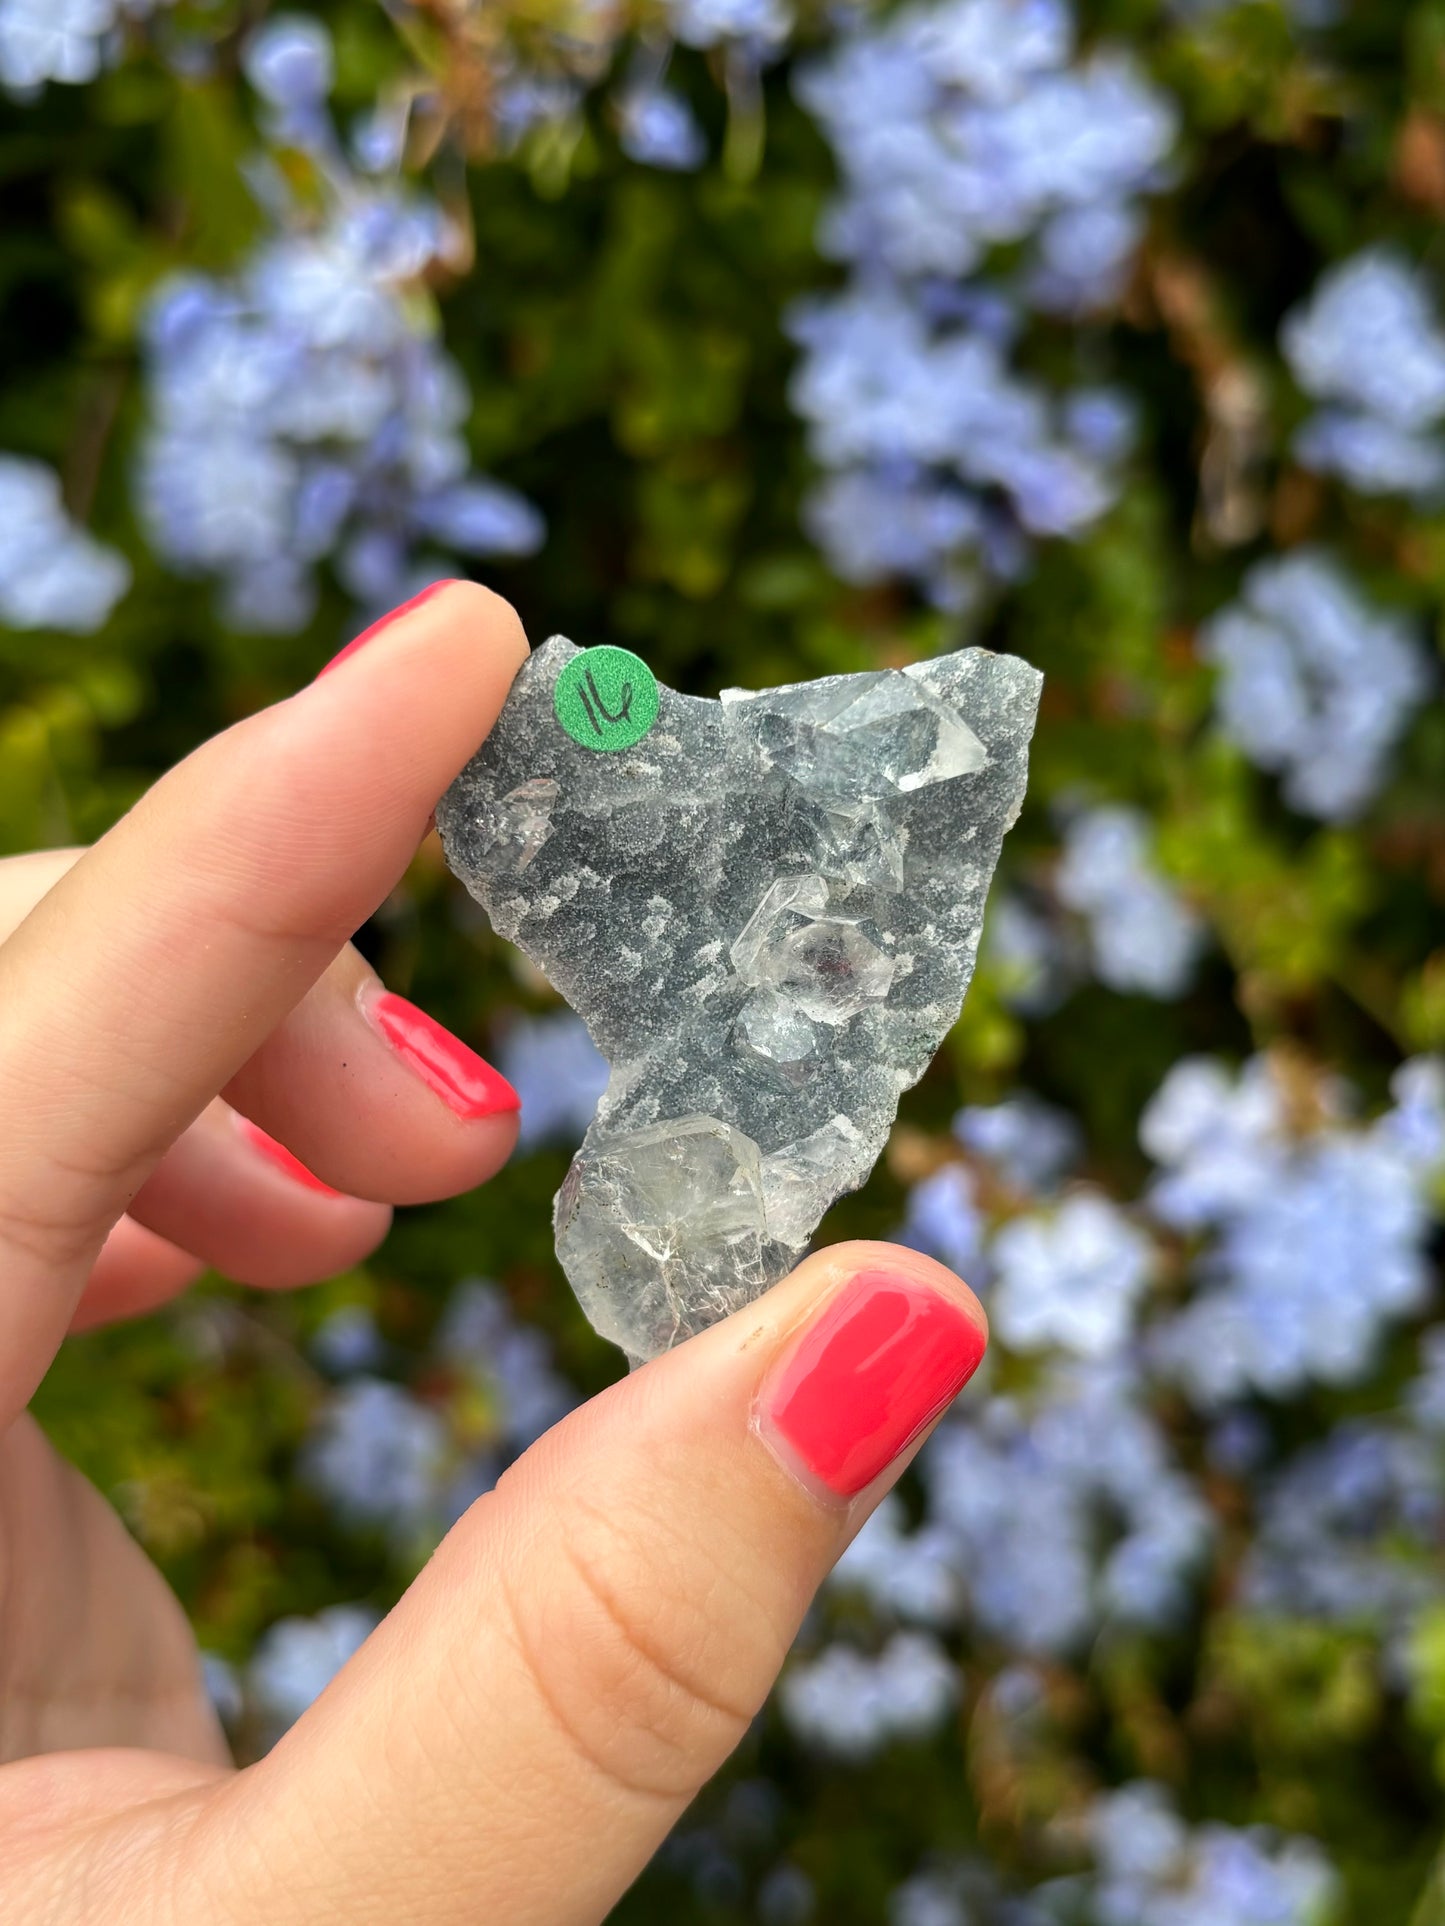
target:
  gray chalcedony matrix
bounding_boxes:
[437,638,1041,1363]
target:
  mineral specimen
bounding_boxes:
[437,638,1041,1362]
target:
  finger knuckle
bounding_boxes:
[502,1501,760,1805]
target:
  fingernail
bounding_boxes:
[757,1272,987,1501]
[234,1115,342,1197]
[363,989,520,1120]
[314,580,458,680]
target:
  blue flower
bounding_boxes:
[983,890,1080,1015]
[0,455,130,631]
[1285,250,1445,432]
[244,15,331,107]
[991,1191,1154,1358]
[1143,1055,1439,1406]
[787,0,1174,601]
[889,1859,1052,1926]
[1199,551,1430,821]
[434,1278,576,1451]
[1140,1054,1291,1229]
[780,1631,958,1760]
[898,1163,989,1280]
[1090,1782,1339,1926]
[618,84,706,171]
[667,0,792,53]
[757,1864,816,1926]
[1285,251,1445,500]
[138,105,542,629]
[919,1363,1212,1653]
[829,1494,962,1628]
[301,1377,448,1534]
[493,1010,610,1150]
[1055,804,1204,998]
[954,1091,1081,1194]
[1241,1421,1445,1635]
[310,1304,386,1375]
[248,1604,377,1732]
[0,0,167,94]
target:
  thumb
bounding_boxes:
[193,1243,986,1925]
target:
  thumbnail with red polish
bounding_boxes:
[367,991,520,1120]
[761,1272,987,1499]
[236,1115,342,1197]
[314,579,456,679]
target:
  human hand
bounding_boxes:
[0,584,987,1924]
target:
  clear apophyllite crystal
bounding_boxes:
[437,638,1042,1363]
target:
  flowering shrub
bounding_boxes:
[4,0,1445,1918]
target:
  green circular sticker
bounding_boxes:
[554,646,660,753]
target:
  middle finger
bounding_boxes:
[0,851,521,1211]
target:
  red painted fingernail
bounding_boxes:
[314,580,458,680]
[365,990,520,1120]
[757,1272,987,1500]
[234,1115,342,1197]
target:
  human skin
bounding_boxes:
[0,583,987,1924]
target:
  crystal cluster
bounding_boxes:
[438,637,1040,1361]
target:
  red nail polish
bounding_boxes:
[314,580,458,680]
[235,1115,342,1197]
[366,991,520,1120]
[759,1272,987,1500]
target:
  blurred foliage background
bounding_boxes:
[3,0,1445,1918]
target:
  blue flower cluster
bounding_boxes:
[0,0,165,95]
[824,1362,1211,1658]
[1200,551,1431,821]
[900,1162,989,1279]
[779,1630,958,1761]
[1143,1054,1441,1406]
[990,1191,1154,1359]
[900,1091,1080,1283]
[244,1602,377,1733]
[922,1365,1213,1653]
[1055,805,1204,999]
[1285,250,1445,499]
[299,1276,575,1555]
[1088,1781,1340,1926]
[487,0,793,178]
[887,1780,1339,1926]
[889,1855,1051,1926]
[0,456,130,632]
[617,82,706,172]
[1242,1418,1445,1642]
[983,889,1080,1017]
[954,1091,1081,1195]
[301,1374,448,1541]
[667,0,791,53]
[138,18,543,632]
[221,1277,578,1738]
[492,1008,610,1150]
[788,0,1173,605]
[227,1037,1442,1920]
[809,1042,1442,1778]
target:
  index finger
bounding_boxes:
[0,582,527,1426]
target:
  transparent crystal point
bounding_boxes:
[731,875,829,984]
[735,988,824,1085]
[761,1116,869,1248]
[772,918,896,1023]
[555,1114,772,1359]
[486,776,559,869]
[721,666,988,799]
[816,799,906,892]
